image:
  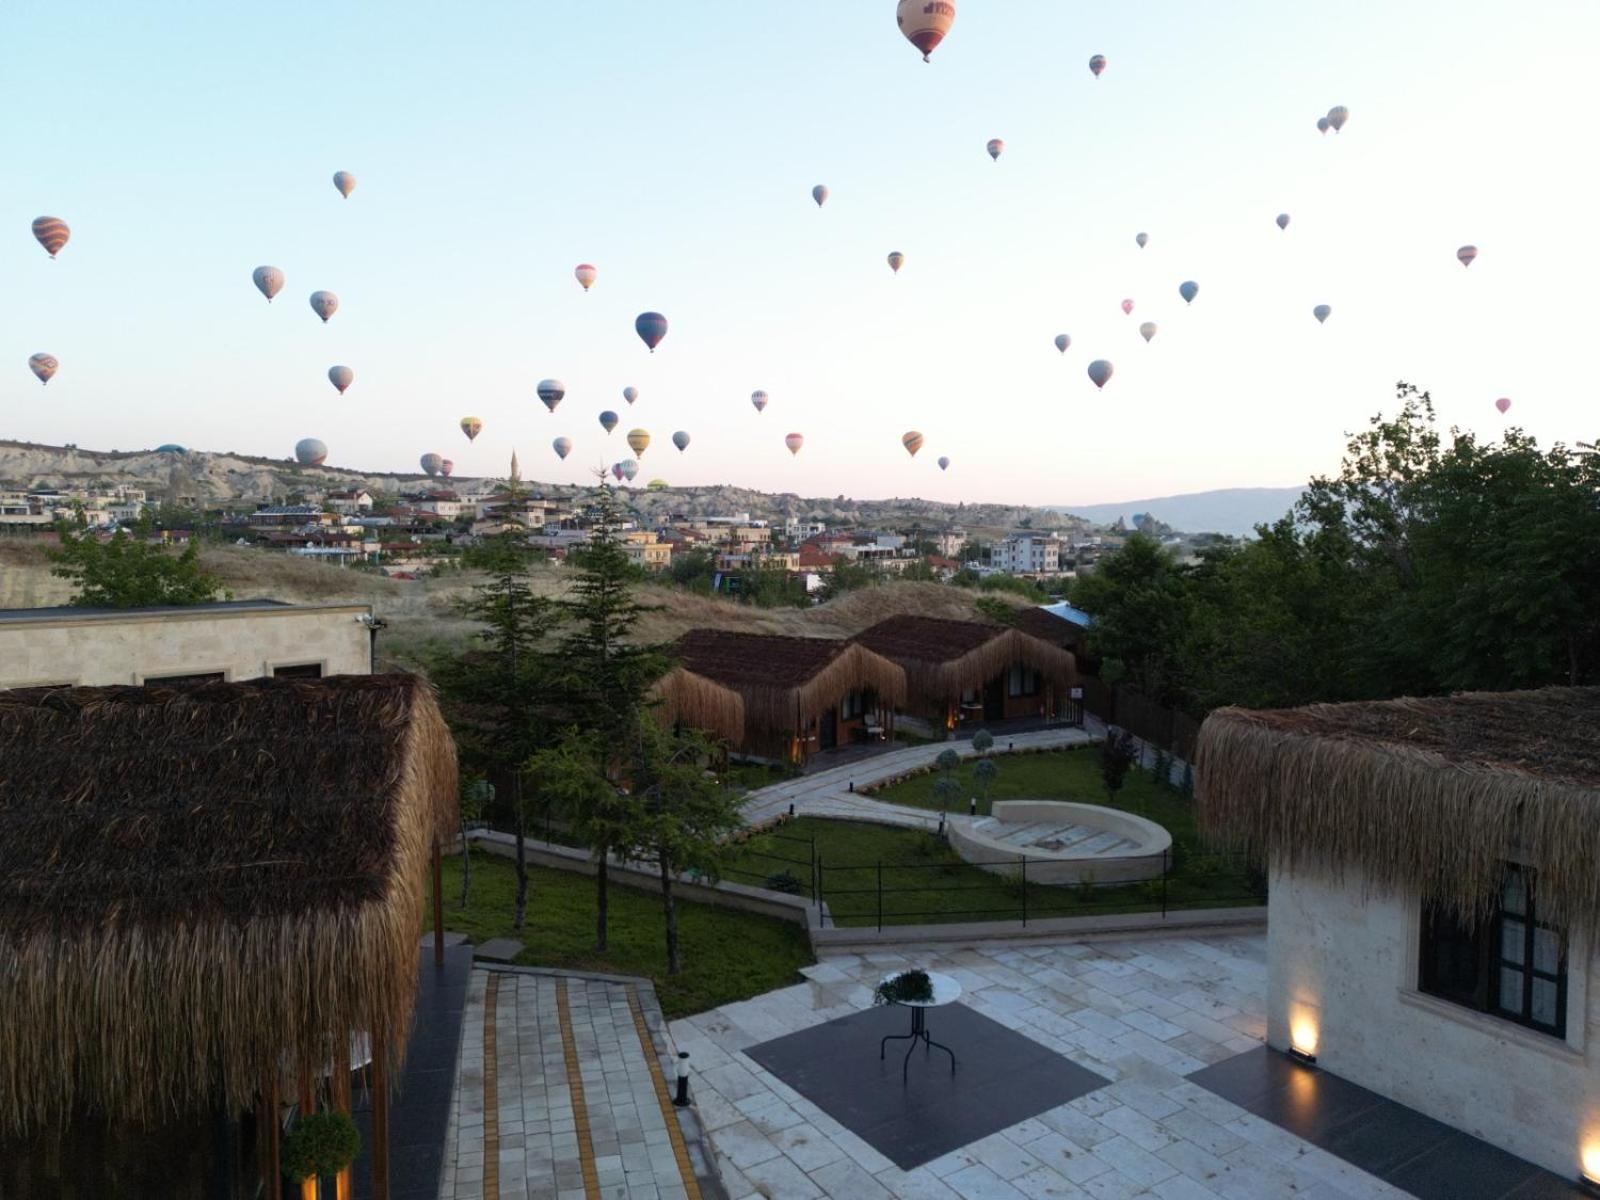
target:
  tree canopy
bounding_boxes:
[49,519,225,608]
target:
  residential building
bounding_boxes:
[0,600,375,688]
[325,488,375,515]
[623,530,673,572]
[408,490,465,519]
[783,517,828,542]
[990,532,1062,576]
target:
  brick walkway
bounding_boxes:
[442,968,722,1200]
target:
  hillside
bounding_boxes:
[0,439,1085,539]
[1054,486,1306,536]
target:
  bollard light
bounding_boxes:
[673,1051,691,1107]
[969,797,977,816]
[788,803,795,816]
[848,780,854,793]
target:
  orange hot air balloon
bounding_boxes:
[785,433,804,456]
[897,0,955,62]
[32,216,70,258]
[461,417,483,442]
[902,431,924,457]
[575,263,597,291]
[888,251,905,274]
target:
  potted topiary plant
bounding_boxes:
[874,969,934,1006]
[281,1109,362,1191]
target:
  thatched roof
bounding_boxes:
[650,666,747,745]
[1196,687,1600,928]
[0,674,457,1135]
[853,615,1077,702]
[674,629,906,732]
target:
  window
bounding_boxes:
[143,671,225,686]
[1007,665,1039,697]
[840,690,868,721]
[273,663,323,679]
[1420,865,1567,1037]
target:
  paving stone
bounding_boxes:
[472,938,525,963]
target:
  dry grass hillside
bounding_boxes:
[0,541,1028,674]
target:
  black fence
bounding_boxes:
[719,829,818,899]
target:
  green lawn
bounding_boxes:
[429,850,815,1019]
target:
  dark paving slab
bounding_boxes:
[352,942,474,1200]
[745,1001,1108,1171]
[472,936,524,963]
[1189,1047,1586,1199]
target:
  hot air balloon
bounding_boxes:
[575,263,597,291]
[813,185,829,207]
[785,433,804,456]
[620,459,639,481]
[902,431,924,457]
[635,312,668,352]
[328,365,354,394]
[28,354,58,385]
[1327,105,1349,132]
[1457,245,1478,268]
[1494,396,1513,415]
[538,379,566,413]
[1316,116,1331,135]
[1179,280,1199,304]
[1136,232,1149,249]
[440,459,454,478]
[461,417,483,442]
[1139,322,1157,343]
[252,265,284,302]
[295,438,328,466]
[1087,360,1113,390]
[987,138,1004,161]
[888,251,905,274]
[1276,213,1290,231]
[420,453,443,477]
[600,411,619,434]
[310,291,339,322]
[623,386,639,405]
[897,0,955,62]
[1121,299,1134,316]
[1054,334,1071,354]
[611,463,625,482]
[32,217,69,258]
[672,431,691,452]
[1313,304,1331,324]
[937,456,950,471]
[1089,54,1107,77]
[553,436,573,460]
[332,171,356,198]
[627,428,651,457]
[751,390,770,412]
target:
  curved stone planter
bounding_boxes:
[949,799,1172,885]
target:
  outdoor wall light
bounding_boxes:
[673,1051,691,1107]
[1577,1144,1600,1194]
[1287,1018,1319,1067]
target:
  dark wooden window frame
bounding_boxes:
[1006,664,1040,698]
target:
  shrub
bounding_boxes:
[971,729,995,755]
[764,870,805,895]
[281,1110,361,1182]
[873,969,933,1005]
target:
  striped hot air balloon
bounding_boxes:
[620,459,639,481]
[1054,334,1071,354]
[252,265,284,302]
[987,138,1005,161]
[888,251,905,274]
[575,263,597,291]
[813,185,829,207]
[635,312,669,352]
[1457,245,1478,268]
[295,438,328,466]
[461,417,483,442]
[896,0,955,62]
[333,171,356,198]
[1089,54,1107,77]
[28,354,58,385]
[310,291,339,322]
[672,431,691,451]
[553,436,573,460]
[420,452,444,477]
[751,390,769,412]
[937,456,950,471]
[32,216,70,258]
[902,431,924,457]
[328,365,354,394]
[440,459,454,478]
[626,428,651,457]
[599,411,619,434]
[623,386,639,405]
[538,379,566,413]
[785,433,804,456]
[1139,322,1157,343]
[1313,304,1331,324]
[1087,360,1114,389]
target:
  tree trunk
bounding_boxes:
[659,849,680,976]
[595,841,610,951]
[512,770,528,931]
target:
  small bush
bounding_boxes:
[281,1110,361,1182]
[764,870,805,895]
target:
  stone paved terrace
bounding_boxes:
[671,934,1419,1199]
[441,967,723,1200]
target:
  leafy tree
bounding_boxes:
[932,774,963,815]
[1070,534,1193,704]
[669,548,716,591]
[818,559,878,600]
[49,520,225,608]
[740,566,809,608]
[1100,729,1138,807]
[973,757,999,809]
[971,729,995,755]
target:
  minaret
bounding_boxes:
[509,449,521,486]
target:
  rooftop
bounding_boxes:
[0,598,365,624]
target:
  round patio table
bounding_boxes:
[878,970,960,1082]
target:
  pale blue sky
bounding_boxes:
[3,1,1595,505]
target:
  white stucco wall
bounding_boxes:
[1268,861,1600,1178]
[0,603,373,687]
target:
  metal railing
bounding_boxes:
[719,830,818,899]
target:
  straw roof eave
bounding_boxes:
[1195,689,1600,931]
[650,667,746,745]
[857,619,1077,703]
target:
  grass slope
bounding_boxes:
[428,850,815,1019]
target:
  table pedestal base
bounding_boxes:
[880,1005,957,1082]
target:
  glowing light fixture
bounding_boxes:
[1288,1017,1319,1067]
[1579,1144,1600,1194]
